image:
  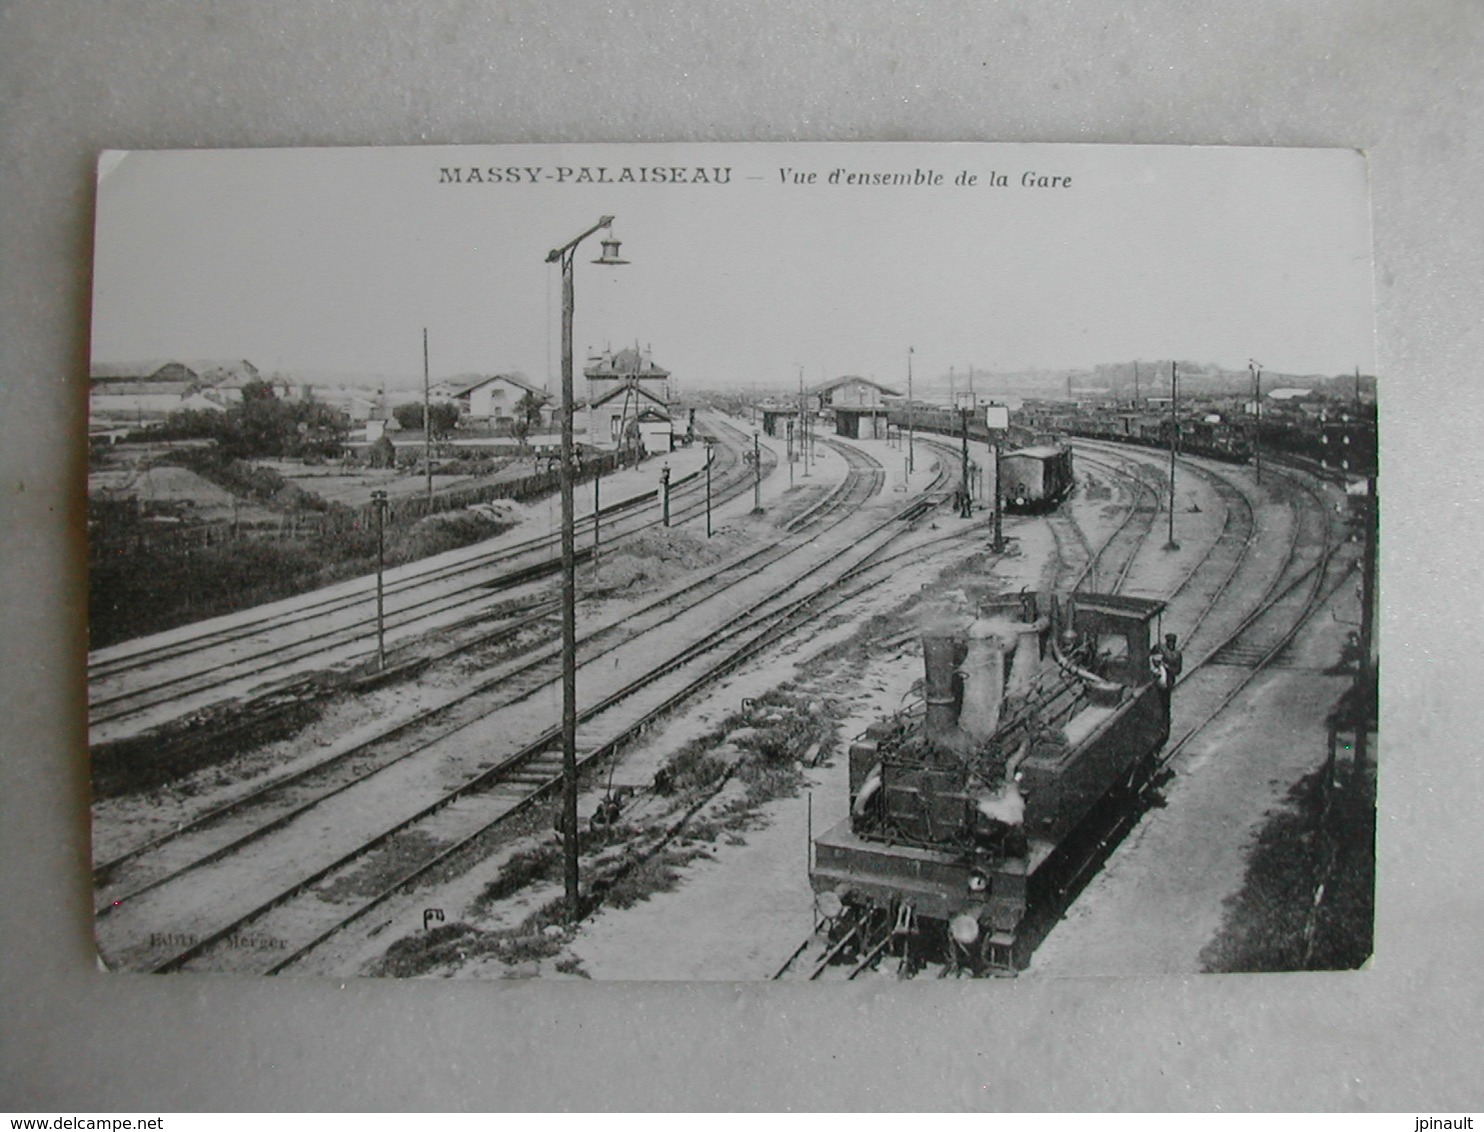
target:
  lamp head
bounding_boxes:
[593,234,629,266]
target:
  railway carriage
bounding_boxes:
[809,591,1170,975]
[999,444,1074,513]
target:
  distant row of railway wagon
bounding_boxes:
[1046,410,1254,464]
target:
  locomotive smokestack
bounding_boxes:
[959,620,1007,741]
[922,631,961,749]
[1006,620,1047,699]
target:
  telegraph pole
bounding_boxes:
[372,489,388,669]
[704,440,714,537]
[1164,362,1180,551]
[907,346,915,474]
[1355,474,1377,775]
[1250,358,1263,484]
[753,431,761,510]
[423,328,433,502]
[960,405,971,518]
[798,367,810,478]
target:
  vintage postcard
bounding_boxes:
[87,142,1377,979]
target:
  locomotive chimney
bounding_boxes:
[959,619,1007,741]
[922,631,961,749]
[1006,620,1047,699]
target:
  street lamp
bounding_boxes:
[545,215,628,922]
[371,489,389,669]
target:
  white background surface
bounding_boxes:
[2,0,1480,1111]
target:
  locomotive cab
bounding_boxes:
[809,591,1168,975]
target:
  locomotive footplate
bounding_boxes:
[811,819,1034,930]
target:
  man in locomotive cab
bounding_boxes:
[1152,633,1183,702]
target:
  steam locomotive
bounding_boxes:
[809,591,1171,975]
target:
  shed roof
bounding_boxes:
[809,374,901,397]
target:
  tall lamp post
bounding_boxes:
[546,215,628,922]
[371,489,388,669]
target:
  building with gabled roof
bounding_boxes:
[808,375,902,439]
[443,372,550,425]
[583,345,673,453]
[807,375,901,411]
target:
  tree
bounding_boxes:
[511,391,545,451]
[392,401,461,438]
[161,382,348,459]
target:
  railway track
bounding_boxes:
[95,439,918,973]
[88,418,774,745]
[778,451,1349,980]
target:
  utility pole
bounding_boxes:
[798,366,810,478]
[704,440,714,537]
[1250,358,1263,484]
[1133,359,1140,406]
[960,405,971,518]
[592,472,601,581]
[1164,362,1180,551]
[423,328,433,502]
[753,431,761,510]
[1355,474,1377,775]
[372,489,388,669]
[787,418,795,488]
[546,215,627,922]
[907,346,915,474]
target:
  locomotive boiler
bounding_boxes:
[809,591,1170,975]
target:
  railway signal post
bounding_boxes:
[985,403,1009,553]
[547,215,629,922]
[956,397,974,519]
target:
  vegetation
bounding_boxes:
[1199,764,1375,973]
[89,504,516,648]
[151,380,349,459]
[510,391,545,449]
[392,400,461,438]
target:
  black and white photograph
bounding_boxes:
[85,141,1378,981]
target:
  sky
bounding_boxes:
[91,142,1377,390]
